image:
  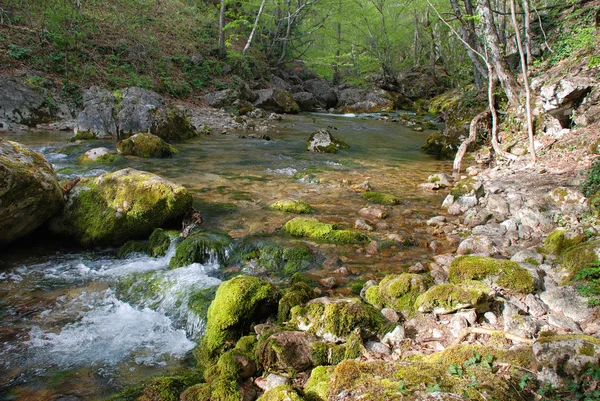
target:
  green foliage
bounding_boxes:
[582,159,600,197]
[7,44,31,60]
[574,261,600,307]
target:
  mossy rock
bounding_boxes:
[306,129,349,153]
[169,231,233,269]
[543,229,583,255]
[269,200,314,214]
[304,366,334,401]
[309,330,362,367]
[560,240,600,279]
[117,240,150,258]
[117,132,178,158]
[364,285,385,309]
[360,191,400,205]
[50,168,192,246]
[188,285,219,324]
[0,139,64,246]
[278,282,314,322]
[425,344,534,369]
[257,330,317,372]
[290,297,388,342]
[256,385,304,401]
[448,256,535,294]
[70,131,97,142]
[450,177,484,199]
[414,281,490,314]
[284,217,369,244]
[201,276,280,358]
[149,228,172,257]
[228,238,314,278]
[78,147,118,163]
[328,359,530,400]
[378,274,433,316]
[116,270,169,307]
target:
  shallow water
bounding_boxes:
[0,113,451,399]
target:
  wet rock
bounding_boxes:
[358,206,387,220]
[254,88,300,114]
[50,168,192,246]
[337,88,395,113]
[427,173,452,188]
[0,139,64,247]
[540,287,595,322]
[306,129,349,153]
[320,277,337,289]
[79,147,115,162]
[117,132,177,158]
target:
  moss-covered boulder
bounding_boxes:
[202,276,280,357]
[117,132,178,158]
[309,330,362,367]
[360,191,400,205]
[290,297,387,342]
[284,217,369,244]
[414,281,490,314]
[117,227,173,258]
[269,200,313,214]
[0,139,64,246]
[377,273,433,316]
[424,344,533,369]
[169,231,233,269]
[448,256,535,294]
[542,229,583,255]
[327,358,531,400]
[256,385,304,401]
[137,376,188,401]
[278,282,314,322]
[49,168,192,246]
[306,129,349,153]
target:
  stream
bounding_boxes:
[0,112,452,400]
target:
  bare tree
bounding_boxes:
[243,0,266,55]
[218,0,226,58]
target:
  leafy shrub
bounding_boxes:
[582,159,600,197]
[7,44,31,60]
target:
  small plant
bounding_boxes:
[574,261,600,307]
[582,159,600,197]
[7,44,31,60]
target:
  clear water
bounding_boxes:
[0,113,451,399]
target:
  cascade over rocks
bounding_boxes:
[0,139,64,246]
[50,168,192,246]
[73,86,197,141]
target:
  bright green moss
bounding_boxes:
[256,385,304,401]
[169,231,233,269]
[561,240,600,279]
[70,131,97,142]
[201,276,280,358]
[536,334,600,347]
[304,366,333,401]
[269,200,314,214]
[543,230,583,255]
[284,217,369,244]
[117,132,178,158]
[425,344,534,369]
[414,281,490,313]
[360,191,400,205]
[282,247,313,277]
[378,274,433,316]
[364,285,384,309]
[448,256,535,294]
[78,153,117,163]
[290,298,387,340]
[138,376,187,401]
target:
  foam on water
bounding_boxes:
[27,290,195,367]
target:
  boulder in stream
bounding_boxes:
[117,132,178,158]
[0,139,64,246]
[50,168,192,246]
[306,129,349,153]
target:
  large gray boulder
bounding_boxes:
[50,168,192,246]
[0,139,64,246]
[293,92,318,111]
[337,88,394,113]
[0,76,68,127]
[304,78,338,108]
[254,88,300,114]
[73,87,197,141]
[204,77,258,109]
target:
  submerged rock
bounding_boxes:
[50,168,192,246]
[117,132,178,158]
[306,129,349,153]
[0,139,64,246]
[169,231,233,269]
[78,147,117,163]
[269,199,313,214]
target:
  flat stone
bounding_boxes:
[471,223,507,237]
[456,235,496,256]
[511,249,544,265]
[540,287,595,322]
[547,313,582,333]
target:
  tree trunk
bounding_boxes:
[522,0,532,65]
[453,110,489,179]
[243,0,266,56]
[477,0,522,109]
[218,0,226,58]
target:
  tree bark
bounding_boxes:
[243,0,266,56]
[477,0,522,109]
[218,0,226,58]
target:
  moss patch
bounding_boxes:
[117,132,178,158]
[284,217,368,244]
[561,240,600,279]
[360,191,400,205]
[543,230,583,255]
[304,366,333,401]
[378,274,433,316]
[278,282,314,322]
[269,200,314,214]
[257,385,304,401]
[448,256,535,294]
[414,281,490,313]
